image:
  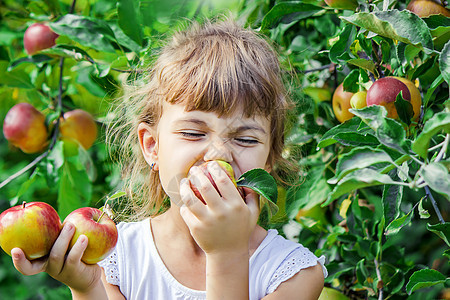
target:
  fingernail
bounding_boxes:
[64,223,74,232]
[11,249,20,260]
[79,235,88,245]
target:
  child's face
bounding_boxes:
[140,101,272,206]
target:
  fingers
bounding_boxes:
[187,166,222,208]
[46,222,75,275]
[62,235,88,273]
[179,177,207,219]
[206,161,242,202]
[11,248,47,276]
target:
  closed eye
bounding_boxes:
[234,137,259,145]
[179,131,205,139]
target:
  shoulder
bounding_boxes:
[263,263,324,300]
[251,229,327,298]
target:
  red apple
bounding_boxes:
[3,103,48,153]
[366,77,411,119]
[63,207,118,264]
[0,202,62,260]
[59,109,98,150]
[24,23,59,55]
[189,160,241,204]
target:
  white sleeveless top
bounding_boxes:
[98,219,327,299]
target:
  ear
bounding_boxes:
[138,122,159,170]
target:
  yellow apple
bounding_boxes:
[350,91,367,109]
[59,109,98,150]
[0,202,62,260]
[332,83,355,123]
[63,207,118,264]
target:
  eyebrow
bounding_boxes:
[173,118,267,134]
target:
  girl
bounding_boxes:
[11,17,327,299]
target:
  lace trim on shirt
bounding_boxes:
[266,246,323,294]
[98,250,120,286]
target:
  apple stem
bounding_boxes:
[22,201,26,209]
[97,210,106,223]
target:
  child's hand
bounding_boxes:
[179,161,260,255]
[11,222,103,294]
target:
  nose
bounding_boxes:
[203,137,233,163]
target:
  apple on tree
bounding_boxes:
[23,23,59,55]
[324,0,358,10]
[332,82,355,123]
[59,109,98,150]
[63,207,118,264]
[406,0,450,18]
[188,160,243,204]
[3,102,49,153]
[350,91,368,110]
[366,77,421,120]
[0,202,62,260]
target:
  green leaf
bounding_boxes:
[412,112,450,158]
[385,204,415,235]
[333,132,380,147]
[406,269,448,294]
[418,197,430,219]
[346,58,376,74]
[349,105,388,130]
[421,163,450,199]
[329,147,393,184]
[325,168,399,205]
[376,118,410,155]
[117,0,143,46]
[423,74,444,107]
[341,10,434,53]
[108,191,127,200]
[261,2,322,29]
[237,169,278,215]
[329,24,357,64]
[382,176,403,225]
[427,222,450,247]
[343,69,360,93]
[0,61,34,88]
[440,40,450,84]
[50,14,117,53]
[318,118,373,148]
[8,55,54,70]
[394,91,414,126]
[57,161,91,219]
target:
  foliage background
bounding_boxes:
[0,0,449,299]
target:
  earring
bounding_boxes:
[150,162,155,171]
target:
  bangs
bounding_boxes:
[154,21,283,118]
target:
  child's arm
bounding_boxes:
[262,263,324,299]
[10,222,116,300]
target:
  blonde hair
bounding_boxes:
[108,17,296,221]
